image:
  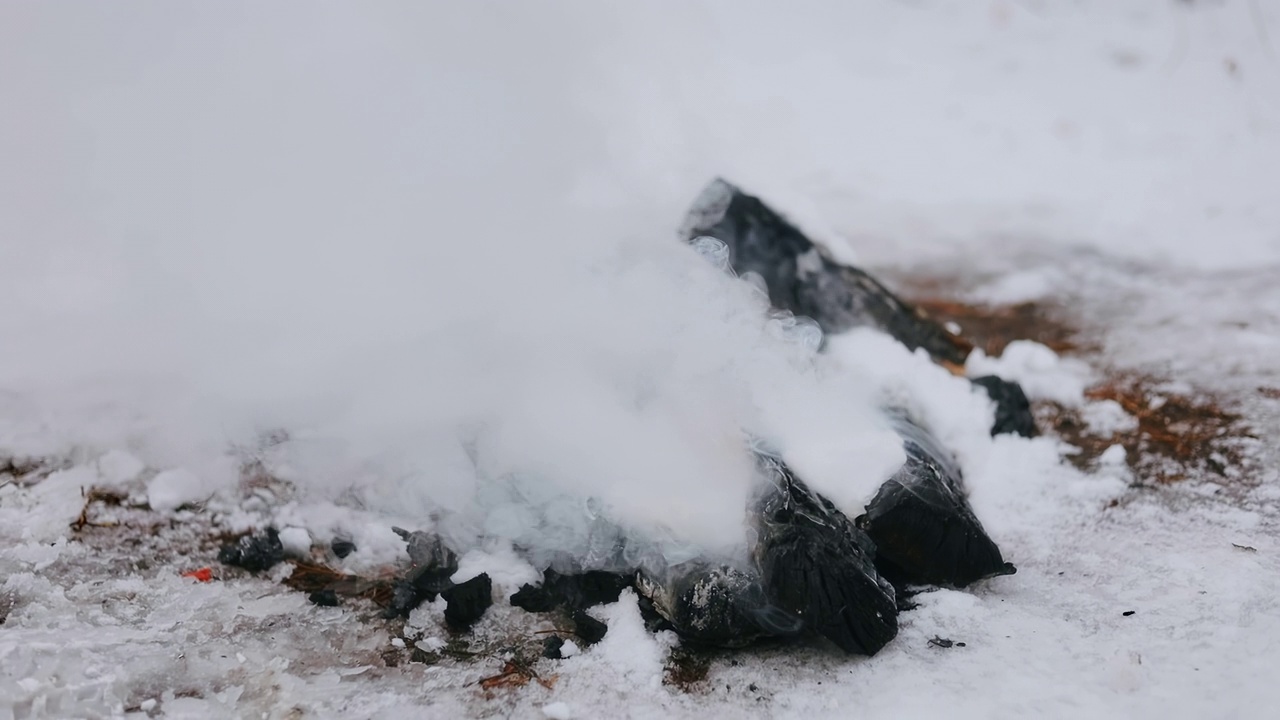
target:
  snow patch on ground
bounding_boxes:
[277,527,312,559]
[969,268,1066,305]
[95,450,146,487]
[967,341,1093,407]
[542,700,574,719]
[1082,400,1140,436]
[145,469,208,513]
[451,542,540,591]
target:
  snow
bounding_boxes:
[584,591,670,690]
[969,268,1065,305]
[145,469,206,513]
[966,341,1093,406]
[1099,444,1130,468]
[277,527,312,559]
[450,543,541,590]
[823,328,996,484]
[2,0,1280,718]
[95,450,146,487]
[416,637,446,653]
[1082,400,1140,437]
[542,701,574,719]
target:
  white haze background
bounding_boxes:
[0,2,924,557]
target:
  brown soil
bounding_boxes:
[903,291,1256,488]
[912,299,1089,357]
[1039,376,1251,485]
[664,647,713,691]
[281,560,399,607]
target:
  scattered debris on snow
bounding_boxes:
[217,528,285,572]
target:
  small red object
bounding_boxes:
[182,567,213,582]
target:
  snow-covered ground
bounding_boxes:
[3,1,1280,718]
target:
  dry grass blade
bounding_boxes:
[281,560,397,605]
[1081,376,1249,484]
[70,486,131,531]
[478,661,538,690]
[912,299,1087,357]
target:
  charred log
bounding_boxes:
[683,178,971,367]
[859,415,1016,588]
[752,454,899,656]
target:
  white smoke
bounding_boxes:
[0,2,905,563]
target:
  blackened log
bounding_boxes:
[859,415,1016,588]
[635,563,797,648]
[683,178,971,367]
[752,455,899,656]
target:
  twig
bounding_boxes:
[70,486,130,531]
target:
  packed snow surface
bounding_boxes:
[3,1,1280,719]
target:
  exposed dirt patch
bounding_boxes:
[1039,377,1255,486]
[911,298,1090,357]
[0,456,69,487]
[69,485,133,531]
[664,646,713,692]
[900,288,1258,489]
[282,560,399,608]
[1085,377,1250,485]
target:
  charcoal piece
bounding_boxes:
[308,590,340,607]
[972,375,1037,437]
[330,537,357,559]
[683,178,971,367]
[752,455,899,656]
[380,528,459,619]
[217,528,284,572]
[542,635,566,660]
[636,563,798,648]
[441,573,493,630]
[635,594,676,634]
[381,579,438,619]
[510,569,633,613]
[859,416,1017,588]
[393,527,459,595]
[549,569,632,609]
[510,583,557,613]
[570,609,608,645]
